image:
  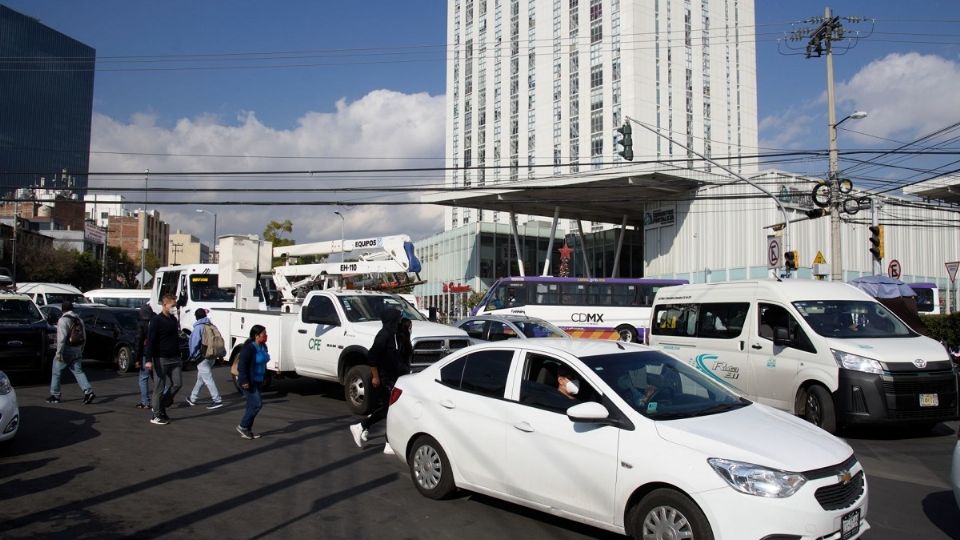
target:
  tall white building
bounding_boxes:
[444,0,758,230]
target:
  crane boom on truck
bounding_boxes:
[272,234,422,301]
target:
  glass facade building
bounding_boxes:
[0,5,95,197]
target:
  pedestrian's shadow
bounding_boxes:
[922,490,960,539]
[0,406,100,457]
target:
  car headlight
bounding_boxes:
[0,371,12,395]
[708,458,806,498]
[831,349,883,375]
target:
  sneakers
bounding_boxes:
[45,395,61,404]
[349,423,368,448]
[150,415,170,425]
[82,392,96,405]
[383,443,396,456]
[185,397,197,407]
[236,425,261,439]
[136,402,149,409]
[207,400,224,410]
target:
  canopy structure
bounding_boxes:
[849,275,917,299]
[904,175,960,205]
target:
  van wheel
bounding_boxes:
[115,345,134,373]
[628,488,714,540]
[616,325,638,343]
[409,435,456,500]
[801,384,837,434]
[344,365,372,415]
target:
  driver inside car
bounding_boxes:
[556,365,582,400]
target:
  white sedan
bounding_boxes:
[386,339,869,540]
[0,370,19,442]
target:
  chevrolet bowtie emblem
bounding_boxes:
[837,470,852,485]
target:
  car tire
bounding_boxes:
[115,345,134,374]
[616,324,639,343]
[801,384,838,434]
[629,488,714,540]
[344,365,372,415]
[408,435,456,500]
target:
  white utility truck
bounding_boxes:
[206,234,470,414]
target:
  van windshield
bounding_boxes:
[793,300,915,338]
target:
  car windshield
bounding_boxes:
[0,299,44,324]
[513,319,567,338]
[189,275,236,302]
[582,350,749,420]
[793,300,914,338]
[338,295,426,323]
[47,293,85,305]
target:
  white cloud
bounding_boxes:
[89,89,446,245]
[836,52,960,143]
[758,107,817,150]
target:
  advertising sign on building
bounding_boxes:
[643,207,675,230]
[84,222,106,245]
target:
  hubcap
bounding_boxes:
[618,329,633,342]
[118,349,129,370]
[642,505,693,540]
[413,444,442,490]
[806,393,823,425]
[349,376,365,405]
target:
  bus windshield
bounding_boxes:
[189,275,235,303]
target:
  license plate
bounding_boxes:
[841,508,861,540]
[919,393,939,407]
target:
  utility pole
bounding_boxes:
[171,242,183,265]
[139,169,149,289]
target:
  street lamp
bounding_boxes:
[195,209,218,263]
[828,110,868,281]
[333,211,345,262]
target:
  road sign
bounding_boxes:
[947,261,960,283]
[767,236,782,269]
[888,259,902,279]
[813,251,827,265]
[136,269,153,286]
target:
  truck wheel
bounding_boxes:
[801,384,838,434]
[344,365,372,415]
[115,345,134,374]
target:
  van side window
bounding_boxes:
[698,303,750,339]
[758,303,816,354]
[652,304,699,337]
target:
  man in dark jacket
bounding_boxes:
[146,294,182,425]
[349,308,409,448]
[135,302,155,409]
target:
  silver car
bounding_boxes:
[454,314,568,342]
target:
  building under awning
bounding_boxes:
[903,175,960,205]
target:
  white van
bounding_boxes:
[83,289,151,308]
[649,280,959,433]
[16,282,86,307]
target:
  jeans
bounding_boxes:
[360,379,394,430]
[138,357,153,405]
[190,358,222,403]
[152,358,182,416]
[239,383,262,430]
[50,348,92,398]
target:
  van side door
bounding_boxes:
[749,302,820,411]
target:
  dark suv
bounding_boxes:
[0,293,56,379]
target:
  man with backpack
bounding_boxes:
[46,301,95,404]
[186,308,225,409]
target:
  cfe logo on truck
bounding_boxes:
[308,338,323,350]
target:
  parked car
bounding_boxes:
[42,304,188,373]
[387,339,869,540]
[0,293,56,379]
[454,314,569,342]
[0,370,19,443]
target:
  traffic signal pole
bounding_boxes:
[871,197,881,276]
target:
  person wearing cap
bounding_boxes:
[186,308,223,409]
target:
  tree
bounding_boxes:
[264,219,294,267]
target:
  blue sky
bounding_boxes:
[4,0,960,241]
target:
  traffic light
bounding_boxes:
[868,225,884,262]
[784,250,799,271]
[615,123,634,161]
[805,208,828,219]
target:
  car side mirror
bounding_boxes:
[773,326,790,347]
[566,401,610,423]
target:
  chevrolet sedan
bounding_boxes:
[386,339,869,540]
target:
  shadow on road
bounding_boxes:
[843,422,956,441]
[0,405,101,458]
[922,490,960,539]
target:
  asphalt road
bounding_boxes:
[1,361,958,540]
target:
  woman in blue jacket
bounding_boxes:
[236,325,269,439]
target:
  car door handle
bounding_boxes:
[751,344,763,350]
[440,400,456,409]
[513,422,535,433]
[298,329,307,334]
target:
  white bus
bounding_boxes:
[470,276,687,342]
[83,289,151,308]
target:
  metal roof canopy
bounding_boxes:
[903,175,960,205]
[423,166,722,226]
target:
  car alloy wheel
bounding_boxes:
[116,345,133,373]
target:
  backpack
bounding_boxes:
[201,323,227,360]
[66,314,85,347]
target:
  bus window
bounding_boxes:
[492,283,528,309]
[534,283,558,305]
[590,284,613,305]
